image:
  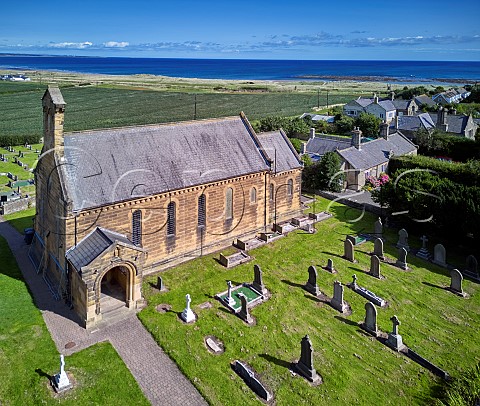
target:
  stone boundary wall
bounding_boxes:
[315,190,382,216]
[1,196,35,215]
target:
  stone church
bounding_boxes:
[33,86,303,327]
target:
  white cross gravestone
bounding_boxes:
[225,281,236,307]
[181,293,196,323]
[433,244,447,268]
[53,354,72,392]
[416,235,431,261]
[386,315,406,351]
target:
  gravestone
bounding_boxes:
[238,293,253,324]
[325,258,335,273]
[396,228,410,251]
[331,281,347,313]
[369,255,381,278]
[362,302,378,336]
[465,255,479,278]
[233,360,272,401]
[449,269,465,296]
[52,354,72,392]
[180,293,196,323]
[373,238,384,259]
[346,235,356,246]
[305,266,321,296]
[225,281,236,307]
[416,235,431,260]
[344,239,355,262]
[432,244,447,267]
[157,276,165,291]
[252,264,267,295]
[374,217,383,237]
[293,335,321,384]
[395,247,409,270]
[386,315,406,351]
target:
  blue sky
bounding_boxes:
[1,0,479,60]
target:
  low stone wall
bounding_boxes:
[1,196,35,215]
[316,190,382,216]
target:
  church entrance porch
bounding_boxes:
[99,266,129,313]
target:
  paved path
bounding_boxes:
[0,218,207,406]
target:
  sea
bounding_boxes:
[1,54,479,84]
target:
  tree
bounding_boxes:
[289,137,303,153]
[335,115,355,134]
[355,113,381,137]
[302,151,344,192]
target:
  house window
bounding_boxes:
[250,187,257,203]
[380,113,384,119]
[365,170,371,178]
[269,183,274,201]
[225,188,233,220]
[287,179,293,196]
[132,210,142,246]
[167,202,176,236]
[381,164,386,173]
[198,194,206,227]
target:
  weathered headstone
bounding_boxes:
[362,302,378,336]
[293,335,322,384]
[395,247,409,270]
[233,360,272,401]
[373,238,384,259]
[386,315,406,351]
[180,293,196,323]
[432,244,447,267]
[325,258,335,273]
[52,354,72,392]
[396,228,410,251]
[346,235,356,246]
[374,217,383,237]
[369,255,381,278]
[305,265,321,296]
[344,239,355,262]
[465,255,479,278]
[237,293,253,324]
[331,281,348,313]
[449,269,465,296]
[252,264,267,295]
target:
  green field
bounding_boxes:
[138,198,480,405]
[0,235,149,405]
[0,82,360,138]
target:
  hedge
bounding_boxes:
[388,155,480,187]
[0,134,41,147]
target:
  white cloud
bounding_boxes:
[103,41,129,48]
[48,41,93,49]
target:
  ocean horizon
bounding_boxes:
[1,54,479,84]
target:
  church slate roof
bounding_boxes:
[62,115,276,211]
[337,133,417,170]
[257,130,303,174]
[66,227,140,270]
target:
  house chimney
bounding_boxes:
[390,91,395,101]
[437,106,448,132]
[373,94,379,104]
[380,121,389,139]
[395,115,399,130]
[301,142,306,154]
[42,86,66,157]
[309,128,315,139]
[351,127,362,150]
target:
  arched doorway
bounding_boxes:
[97,265,132,314]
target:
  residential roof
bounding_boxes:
[299,113,335,123]
[257,130,303,174]
[377,100,396,111]
[65,227,140,270]
[397,113,435,132]
[414,95,436,107]
[337,132,417,170]
[428,113,470,134]
[354,98,373,108]
[62,115,294,211]
[392,99,411,110]
[305,135,352,156]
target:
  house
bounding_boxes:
[300,113,335,123]
[414,94,437,109]
[343,95,397,123]
[428,107,477,139]
[395,113,436,139]
[34,86,303,328]
[432,88,471,105]
[303,128,352,161]
[336,124,417,191]
[392,98,418,116]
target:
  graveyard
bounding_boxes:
[138,197,480,405]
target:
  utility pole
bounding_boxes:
[317,89,320,108]
[326,90,329,109]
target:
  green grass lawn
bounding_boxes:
[0,236,149,405]
[138,198,480,405]
[3,207,35,233]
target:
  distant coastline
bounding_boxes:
[1,54,479,85]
